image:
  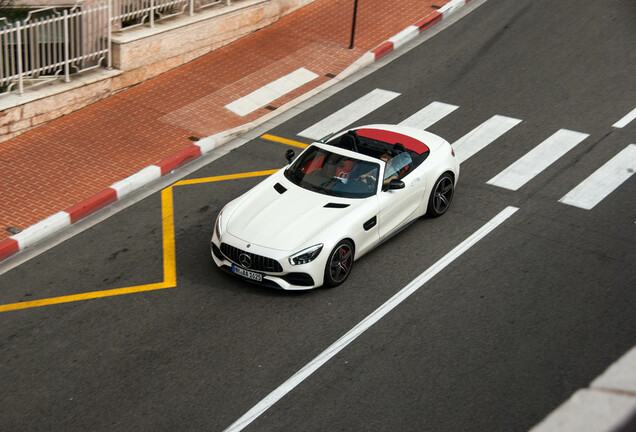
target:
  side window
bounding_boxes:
[384,152,413,180]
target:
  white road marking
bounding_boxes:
[612,107,636,128]
[225,68,319,116]
[298,89,401,140]
[453,115,522,163]
[223,206,520,432]
[487,129,589,191]
[559,144,636,210]
[398,101,459,129]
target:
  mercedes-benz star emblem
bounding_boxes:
[238,253,252,268]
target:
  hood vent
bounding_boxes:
[274,183,287,194]
[324,203,350,209]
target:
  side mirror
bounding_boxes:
[384,179,405,191]
[284,149,295,163]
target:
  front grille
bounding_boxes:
[220,243,283,273]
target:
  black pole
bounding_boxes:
[349,0,358,49]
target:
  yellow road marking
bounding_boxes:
[261,134,309,148]
[175,170,278,187]
[0,282,174,313]
[0,170,275,313]
[161,187,177,285]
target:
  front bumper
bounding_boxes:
[210,232,325,290]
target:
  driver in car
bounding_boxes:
[359,143,410,187]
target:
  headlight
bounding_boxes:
[289,244,323,265]
[214,210,223,240]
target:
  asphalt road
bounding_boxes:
[2,0,635,430]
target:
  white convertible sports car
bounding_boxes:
[210,124,459,290]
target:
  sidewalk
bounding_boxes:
[0,0,458,252]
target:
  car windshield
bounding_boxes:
[284,146,380,198]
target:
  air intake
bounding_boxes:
[274,183,287,194]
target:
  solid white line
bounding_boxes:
[298,89,401,140]
[225,68,319,116]
[224,206,520,432]
[453,115,522,163]
[398,101,459,129]
[612,107,636,128]
[558,144,636,210]
[487,129,589,191]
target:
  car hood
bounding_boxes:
[226,175,362,251]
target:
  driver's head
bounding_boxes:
[381,143,405,162]
[380,152,392,162]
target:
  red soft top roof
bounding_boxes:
[355,128,430,155]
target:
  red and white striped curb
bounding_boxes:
[357,0,472,65]
[0,136,219,261]
[0,0,473,263]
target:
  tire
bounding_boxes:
[324,240,354,287]
[427,173,454,217]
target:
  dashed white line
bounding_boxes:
[398,101,459,129]
[223,206,520,432]
[559,144,636,210]
[487,129,589,191]
[612,107,636,128]
[298,89,401,140]
[453,115,522,163]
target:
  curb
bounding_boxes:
[0,0,472,263]
[530,347,636,432]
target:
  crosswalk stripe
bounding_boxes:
[398,101,459,129]
[453,115,522,163]
[487,129,589,191]
[613,108,636,128]
[298,89,401,140]
[294,95,632,210]
[226,68,319,116]
[558,144,636,210]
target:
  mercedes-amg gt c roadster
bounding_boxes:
[211,124,459,290]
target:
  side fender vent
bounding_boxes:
[364,216,377,231]
[324,203,350,209]
[274,183,287,194]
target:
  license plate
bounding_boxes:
[232,265,263,282]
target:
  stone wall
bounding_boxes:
[0,0,315,143]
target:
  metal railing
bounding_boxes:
[1,4,111,95]
[111,0,229,30]
[0,0,237,96]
